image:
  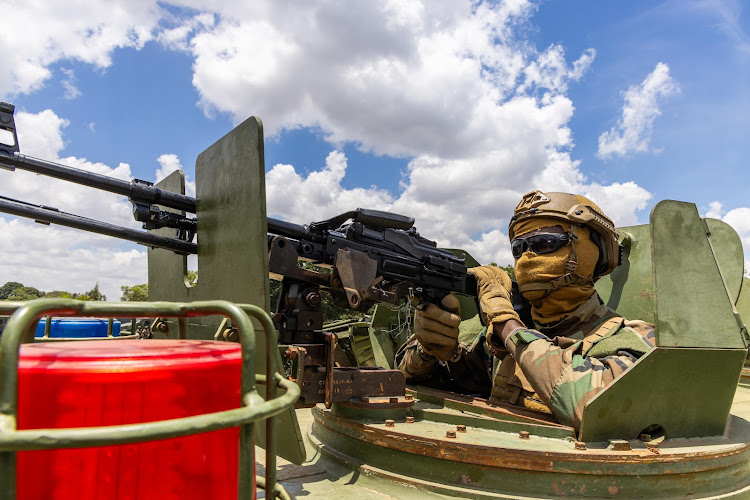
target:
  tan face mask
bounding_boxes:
[513,218,599,325]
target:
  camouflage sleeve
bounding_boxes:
[504,324,655,430]
[395,336,440,381]
[396,328,493,396]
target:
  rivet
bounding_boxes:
[389,397,399,403]
[456,424,467,433]
[404,394,414,401]
[574,441,586,450]
[405,416,415,423]
[385,419,395,427]
[519,431,530,439]
[609,439,631,451]
[446,430,457,438]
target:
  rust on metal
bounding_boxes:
[519,431,530,440]
[446,430,457,439]
[609,440,632,451]
[324,332,337,409]
[385,420,395,428]
[338,395,414,410]
[311,406,750,471]
[457,424,467,433]
[299,369,405,406]
[405,416,415,424]
[574,441,586,450]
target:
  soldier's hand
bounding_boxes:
[468,266,520,326]
[468,266,522,357]
[415,294,462,362]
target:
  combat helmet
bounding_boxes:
[509,190,621,293]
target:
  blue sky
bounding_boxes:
[0,0,748,300]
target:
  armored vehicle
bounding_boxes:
[0,105,749,498]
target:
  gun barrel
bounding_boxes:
[0,196,197,254]
[267,217,324,242]
[1,152,196,213]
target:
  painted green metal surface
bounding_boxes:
[309,400,750,498]
[595,223,655,324]
[146,118,305,465]
[705,218,745,304]
[0,298,300,500]
[738,278,750,332]
[580,347,746,443]
[652,201,745,348]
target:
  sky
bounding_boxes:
[0,0,748,301]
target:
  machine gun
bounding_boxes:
[0,101,531,407]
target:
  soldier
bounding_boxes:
[396,190,655,430]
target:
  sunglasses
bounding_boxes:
[511,232,571,258]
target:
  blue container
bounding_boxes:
[34,318,121,338]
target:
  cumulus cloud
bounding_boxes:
[706,201,750,277]
[60,68,81,100]
[0,0,160,97]
[155,154,196,197]
[0,109,149,299]
[597,62,680,159]
[2,0,656,276]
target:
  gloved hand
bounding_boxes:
[468,266,522,357]
[414,294,462,362]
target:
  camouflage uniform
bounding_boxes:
[397,292,655,430]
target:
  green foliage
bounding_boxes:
[489,262,516,281]
[72,282,106,301]
[0,281,108,302]
[6,285,44,301]
[121,283,149,302]
[0,282,24,299]
[187,270,198,286]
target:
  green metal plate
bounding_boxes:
[595,223,655,324]
[652,201,745,348]
[580,347,746,443]
[148,117,305,465]
[706,218,745,304]
[738,278,750,331]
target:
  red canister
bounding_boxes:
[16,339,246,499]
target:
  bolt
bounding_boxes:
[389,397,399,403]
[456,424,467,433]
[446,430,457,438]
[404,394,414,401]
[575,209,583,215]
[574,441,586,450]
[519,431,530,439]
[385,420,395,427]
[639,433,651,442]
[284,348,298,361]
[609,439,632,451]
[405,416,415,424]
[304,291,321,307]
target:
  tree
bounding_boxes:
[489,262,516,281]
[6,286,44,301]
[76,282,106,301]
[121,283,149,302]
[0,282,24,300]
